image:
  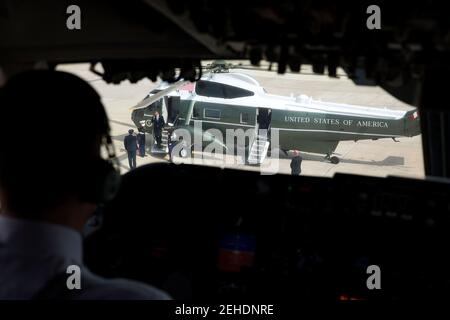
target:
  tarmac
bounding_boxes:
[57,63,424,179]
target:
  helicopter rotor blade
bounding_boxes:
[129,80,189,111]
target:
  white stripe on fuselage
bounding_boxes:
[173,89,407,120]
[272,127,400,137]
[179,119,397,138]
[184,119,254,128]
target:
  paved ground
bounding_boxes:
[57,63,424,179]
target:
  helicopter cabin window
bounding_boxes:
[196,80,254,99]
[204,108,221,120]
[240,112,250,124]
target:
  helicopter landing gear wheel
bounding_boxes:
[325,154,340,164]
[180,148,189,158]
[330,156,340,164]
[175,142,192,159]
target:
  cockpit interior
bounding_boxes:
[1,0,450,306]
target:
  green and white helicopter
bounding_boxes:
[130,63,420,165]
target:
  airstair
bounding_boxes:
[151,129,169,154]
[247,130,270,165]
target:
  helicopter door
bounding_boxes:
[257,108,272,130]
[249,108,272,164]
[166,96,180,125]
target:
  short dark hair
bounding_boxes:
[0,70,110,214]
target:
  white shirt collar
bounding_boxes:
[0,215,83,263]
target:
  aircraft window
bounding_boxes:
[58,63,423,179]
[196,80,225,98]
[224,85,254,98]
[196,81,254,99]
[240,112,250,124]
[204,108,221,120]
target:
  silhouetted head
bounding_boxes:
[128,129,134,135]
[0,70,112,223]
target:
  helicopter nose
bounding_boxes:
[404,109,421,137]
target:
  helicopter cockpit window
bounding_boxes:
[57,62,423,179]
[224,85,254,98]
[196,81,254,99]
[196,81,225,98]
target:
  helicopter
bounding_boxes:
[130,65,421,165]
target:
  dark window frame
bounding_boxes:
[204,108,221,120]
[240,112,250,124]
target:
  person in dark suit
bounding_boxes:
[290,150,302,176]
[137,127,146,157]
[124,129,138,169]
[152,111,165,148]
